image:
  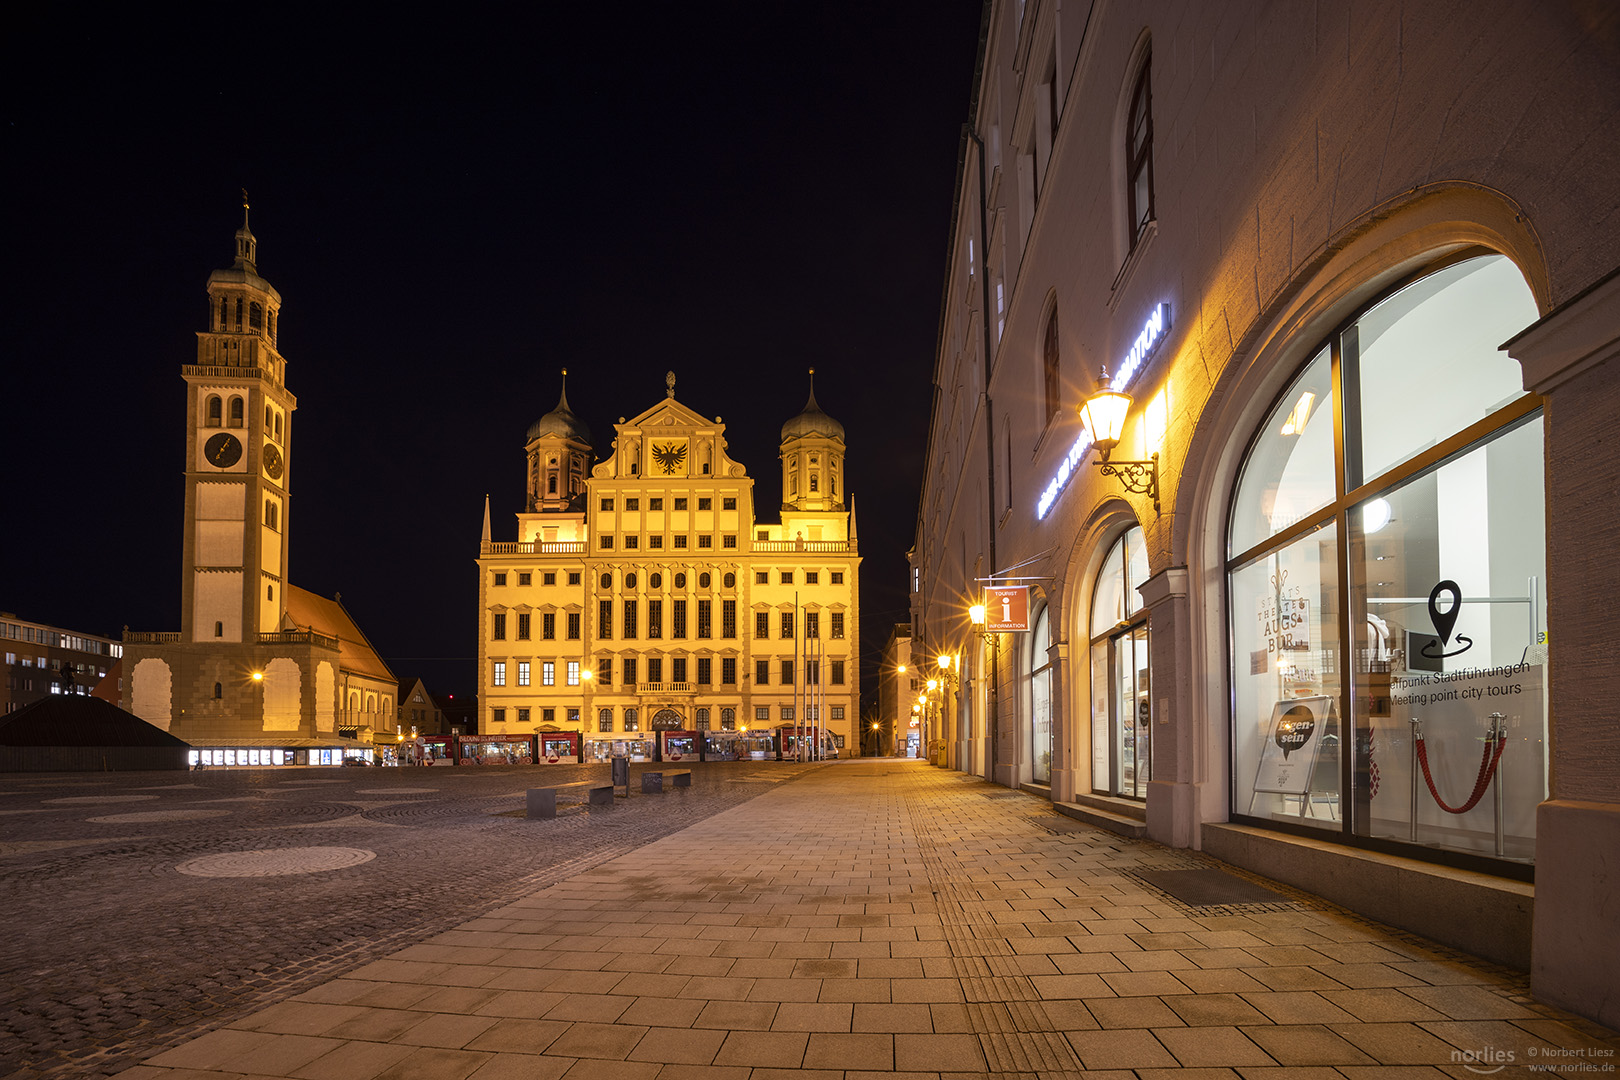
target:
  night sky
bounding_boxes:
[3,5,984,705]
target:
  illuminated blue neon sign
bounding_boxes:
[1036,302,1171,520]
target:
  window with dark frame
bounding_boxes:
[542,612,556,639]
[1127,53,1155,249]
[1043,309,1060,426]
[756,659,770,685]
[567,612,580,639]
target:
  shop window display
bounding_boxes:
[1029,608,1053,783]
[1228,253,1543,865]
[1090,526,1151,798]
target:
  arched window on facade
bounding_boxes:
[1126,51,1155,248]
[218,297,228,330]
[696,708,710,730]
[1227,252,1543,868]
[249,302,263,331]
[1030,606,1053,783]
[1089,525,1151,797]
[721,707,736,731]
[599,708,614,732]
[228,396,244,428]
[267,308,276,342]
[206,395,223,427]
[234,297,243,330]
[214,682,222,699]
[1043,309,1060,427]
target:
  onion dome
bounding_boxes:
[780,369,844,441]
[526,370,592,443]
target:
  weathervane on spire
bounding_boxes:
[665,370,676,398]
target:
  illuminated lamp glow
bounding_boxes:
[1037,302,1171,519]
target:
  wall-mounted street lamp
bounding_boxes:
[1078,366,1159,514]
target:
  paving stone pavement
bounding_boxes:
[16,760,1620,1079]
[0,760,824,1079]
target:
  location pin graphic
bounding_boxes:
[1429,580,1462,645]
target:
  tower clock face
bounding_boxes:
[204,432,243,468]
[262,443,284,480]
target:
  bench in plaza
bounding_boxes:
[640,769,692,794]
[527,781,615,819]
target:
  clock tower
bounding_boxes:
[181,204,296,644]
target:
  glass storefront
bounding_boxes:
[1029,608,1053,783]
[1228,253,1544,866]
[458,736,534,765]
[1089,527,1151,798]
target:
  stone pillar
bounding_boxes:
[1139,566,1196,848]
[1505,270,1620,1030]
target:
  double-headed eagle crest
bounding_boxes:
[652,441,688,474]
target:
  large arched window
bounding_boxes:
[1042,310,1061,427]
[1030,606,1053,783]
[1228,252,1543,870]
[1090,526,1151,797]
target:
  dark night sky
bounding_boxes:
[2,5,983,704]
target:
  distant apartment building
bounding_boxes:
[2,613,123,714]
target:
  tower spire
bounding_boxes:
[558,368,570,413]
[481,493,492,544]
[234,189,257,272]
[806,367,819,410]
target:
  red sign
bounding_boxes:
[984,586,1030,631]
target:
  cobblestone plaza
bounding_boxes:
[3,761,1616,1078]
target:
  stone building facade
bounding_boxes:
[478,374,861,759]
[910,0,1620,1025]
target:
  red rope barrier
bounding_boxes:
[1415,732,1506,814]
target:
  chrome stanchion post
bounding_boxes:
[1409,715,1422,843]
[1490,712,1506,857]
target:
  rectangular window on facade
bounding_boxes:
[648,658,663,684]
[598,599,612,638]
[806,571,819,584]
[650,498,663,510]
[597,658,612,685]
[542,661,555,686]
[599,708,614,732]
[755,611,769,638]
[542,612,556,639]
[781,705,795,721]
[674,535,688,549]
[673,657,688,683]
[649,536,664,549]
[623,600,637,638]
[493,707,506,724]
[543,572,556,585]
[756,659,770,685]
[625,498,639,511]
[721,657,737,685]
[831,706,845,720]
[697,657,712,685]
[831,571,844,584]
[516,572,531,587]
[494,573,507,586]
[601,498,614,511]
[492,613,506,640]
[697,600,711,638]
[600,535,613,549]
[722,599,736,638]
[518,661,530,686]
[623,658,637,686]
[518,707,530,724]
[517,613,531,640]
[723,535,736,548]
[756,571,769,584]
[781,612,794,638]
[805,612,819,638]
[781,660,794,685]
[698,535,712,548]
[543,707,556,723]
[625,535,640,549]
[807,659,820,685]
[780,572,793,585]
[831,612,845,638]
[698,497,712,510]
[674,497,688,510]
[831,660,845,684]
[723,497,736,510]
[567,661,580,686]
[493,662,506,687]
[568,572,581,585]
[672,599,686,638]
[567,613,581,640]
[567,707,579,725]
[649,599,663,639]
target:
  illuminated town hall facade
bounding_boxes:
[477,374,861,760]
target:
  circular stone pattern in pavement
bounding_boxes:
[46,795,159,805]
[175,846,377,877]
[355,788,438,794]
[88,809,234,824]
